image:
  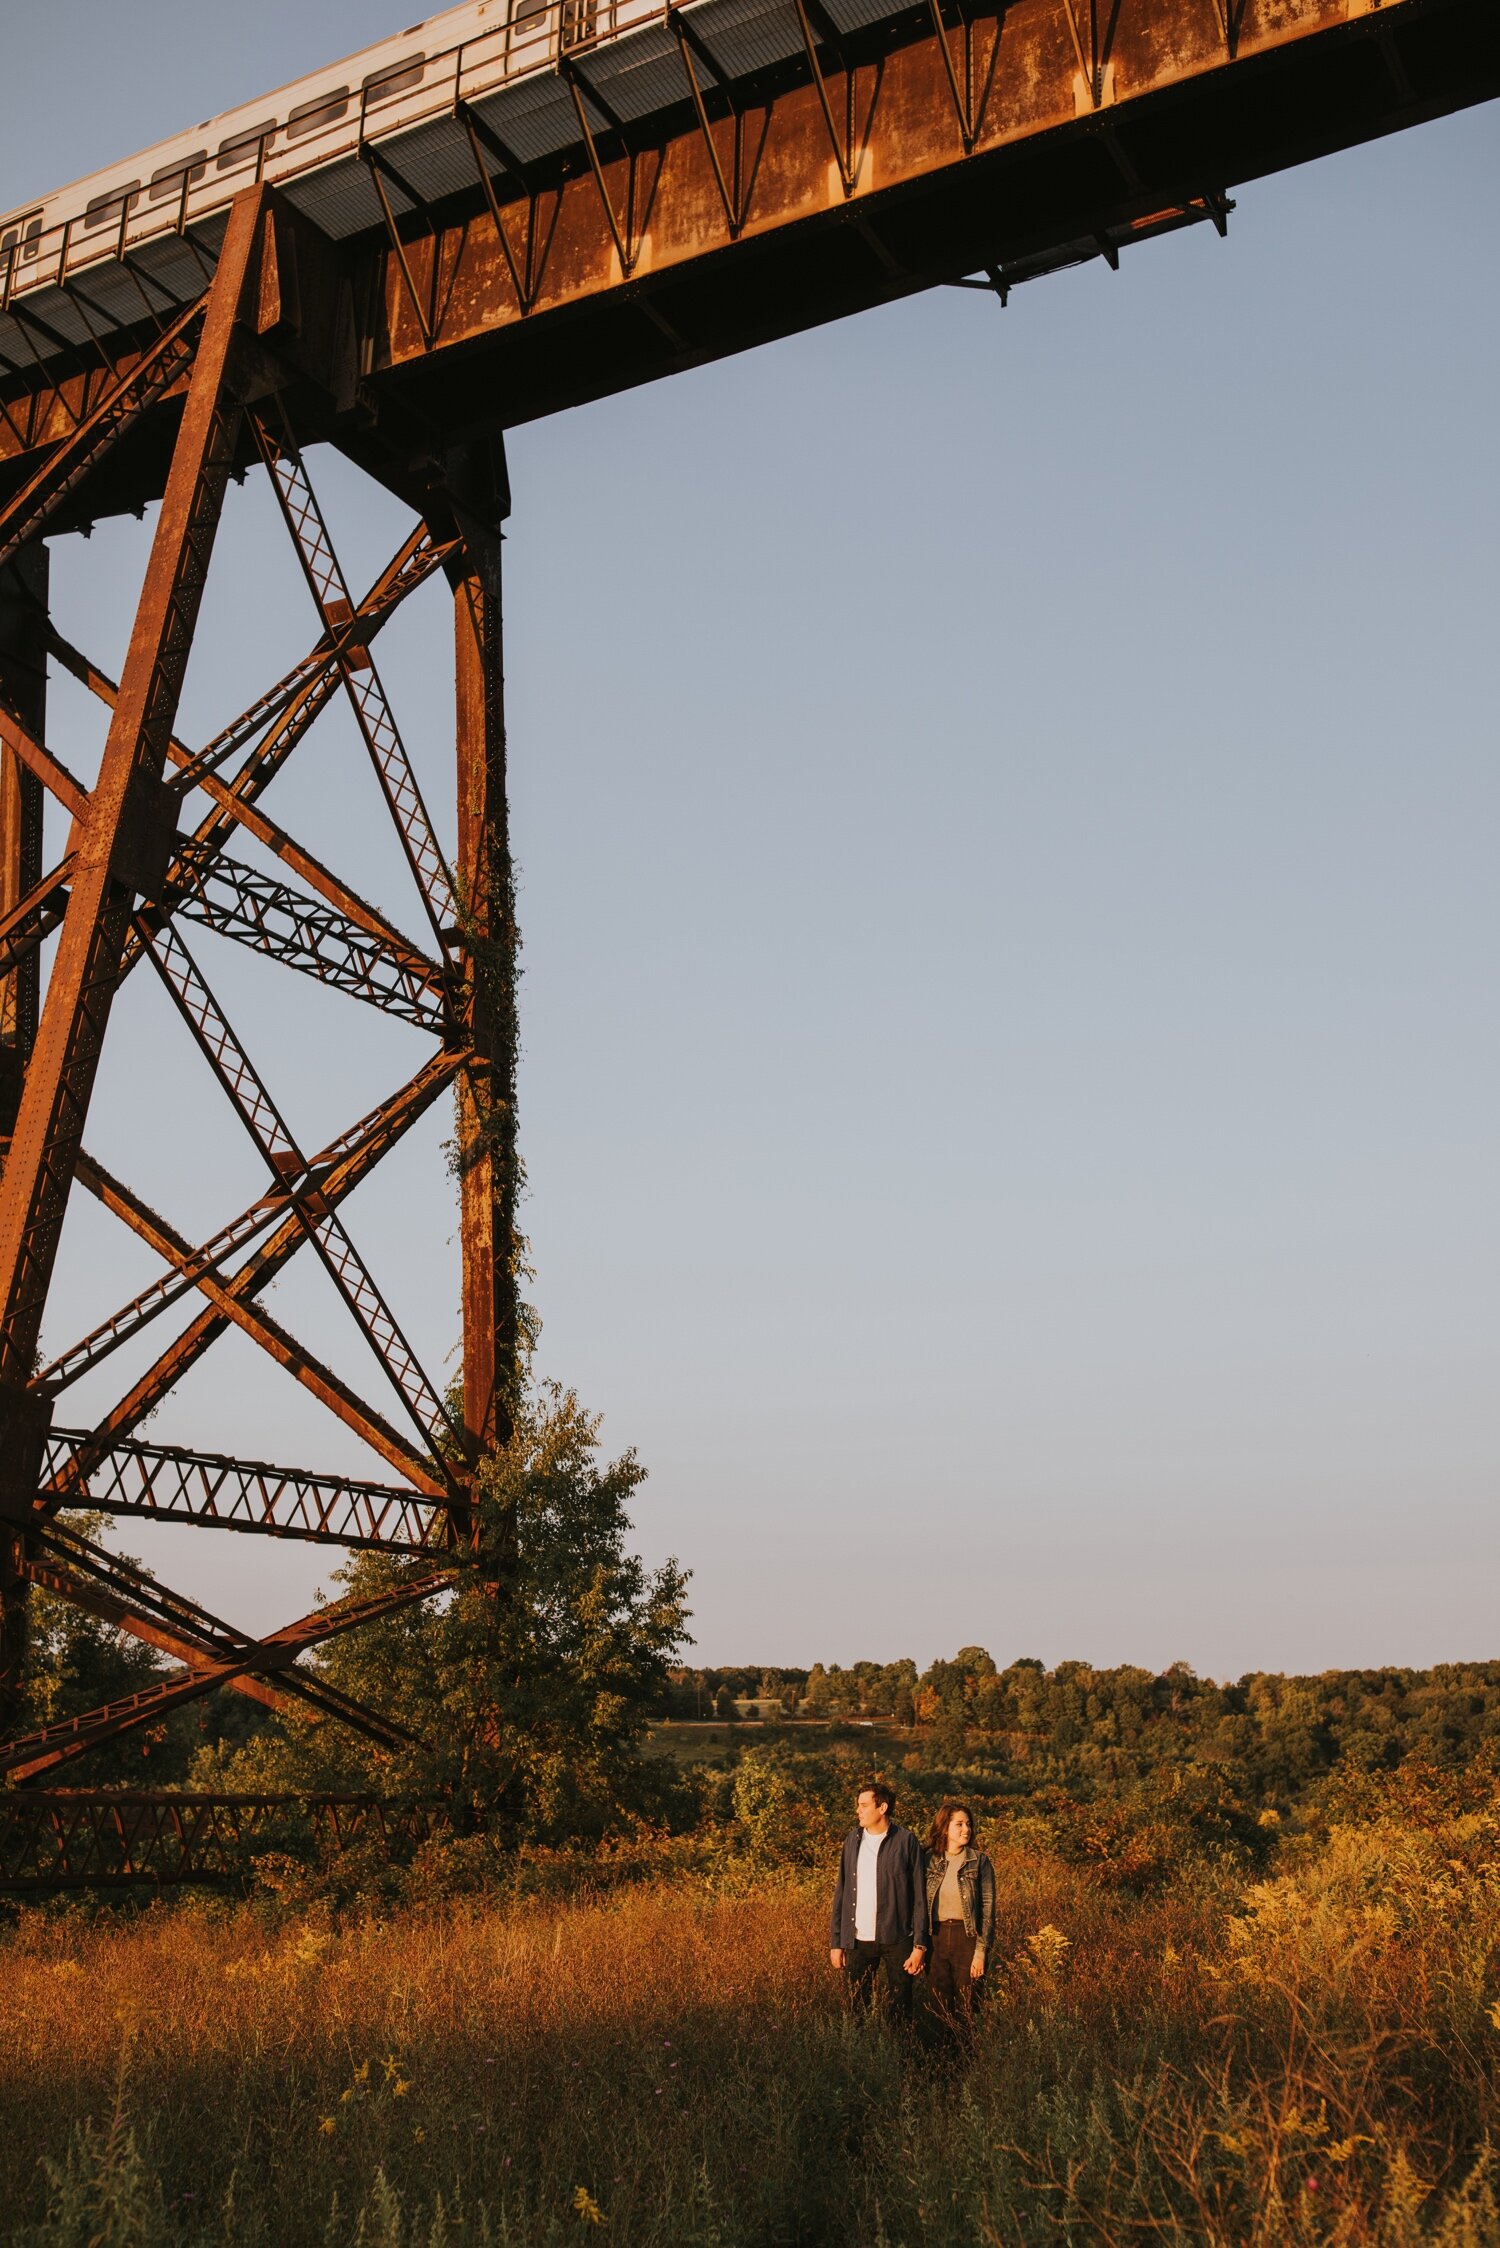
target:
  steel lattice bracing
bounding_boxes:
[43,1432,446,1553]
[0,0,1492,1876]
[0,188,518,1829]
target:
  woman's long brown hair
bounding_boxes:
[928,1801,979,1855]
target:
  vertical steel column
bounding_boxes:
[454,525,519,1484]
[0,188,266,1514]
[0,544,47,1140]
[0,542,46,1729]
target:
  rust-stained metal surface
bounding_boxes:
[370,0,1485,383]
[42,1430,448,1552]
[0,0,1494,519]
[0,198,515,1826]
[0,0,1490,1871]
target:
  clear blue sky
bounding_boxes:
[3,8,1496,1678]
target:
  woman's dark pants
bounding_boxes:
[929,1921,979,2027]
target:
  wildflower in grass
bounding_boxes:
[573,2185,604,2224]
[319,2118,336,2136]
[1026,1924,1071,1975]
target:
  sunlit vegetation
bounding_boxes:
[12,1379,1500,2242]
[6,1755,1500,2244]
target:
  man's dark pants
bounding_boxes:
[845,1941,914,2023]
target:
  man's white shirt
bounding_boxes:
[854,1827,885,1942]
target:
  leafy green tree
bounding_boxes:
[200,1382,689,1841]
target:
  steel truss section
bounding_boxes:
[1,1792,449,1890]
[8,1525,451,1780]
[0,296,209,571]
[43,1430,447,1553]
[171,848,446,1030]
[0,187,519,1859]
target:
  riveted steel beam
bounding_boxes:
[0,191,267,1458]
[43,1429,446,1553]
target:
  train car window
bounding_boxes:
[287,87,350,138]
[362,54,425,106]
[149,153,208,201]
[216,122,276,173]
[83,182,141,230]
[0,214,42,272]
[513,0,548,28]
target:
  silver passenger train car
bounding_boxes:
[0,0,903,338]
[1,0,633,298]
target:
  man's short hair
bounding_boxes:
[857,1779,895,1815]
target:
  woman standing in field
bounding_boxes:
[924,1803,995,2036]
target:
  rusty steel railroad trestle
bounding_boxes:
[0,0,1494,1882]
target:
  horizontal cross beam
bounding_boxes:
[44,1429,447,1553]
[172,848,446,1031]
[0,1792,448,1889]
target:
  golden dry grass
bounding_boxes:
[4,1807,1500,2245]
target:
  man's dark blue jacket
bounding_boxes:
[829,1822,929,1952]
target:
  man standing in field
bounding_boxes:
[829,1780,928,2022]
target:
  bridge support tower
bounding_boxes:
[0,193,519,1868]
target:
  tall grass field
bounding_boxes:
[6,1773,1500,2247]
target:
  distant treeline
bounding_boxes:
[663,1652,1500,1800]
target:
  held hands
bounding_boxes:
[827,1947,931,1974]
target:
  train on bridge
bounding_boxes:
[0,0,1492,1878]
[1,0,907,337]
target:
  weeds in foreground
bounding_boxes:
[6,1793,1500,2245]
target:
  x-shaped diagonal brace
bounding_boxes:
[40,1049,460,1402]
[41,1047,462,1503]
[2,1525,450,1781]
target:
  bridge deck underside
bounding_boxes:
[1,0,1494,531]
[375,0,1498,431]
